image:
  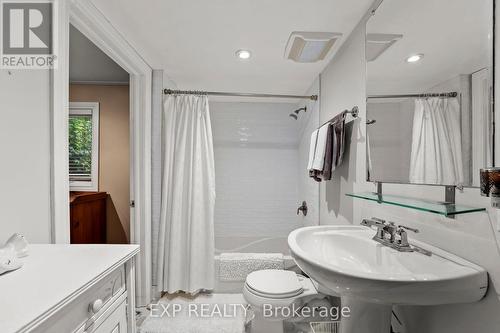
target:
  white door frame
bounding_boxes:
[51,0,152,306]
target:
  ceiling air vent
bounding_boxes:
[366,33,403,62]
[284,31,343,63]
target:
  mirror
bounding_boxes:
[366,0,494,187]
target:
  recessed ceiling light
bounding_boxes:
[236,50,251,60]
[406,54,424,63]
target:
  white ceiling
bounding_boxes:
[69,25,129,84]
[90,0,373,95]
[367,0,493,95]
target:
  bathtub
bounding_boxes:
[214,236,297,293]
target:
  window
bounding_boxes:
[69,102,99,191]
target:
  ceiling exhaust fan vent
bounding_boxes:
[284,31,343,63]
[366,33,403,62]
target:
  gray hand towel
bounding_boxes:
[322,124,334,180]
[332,111,347,170]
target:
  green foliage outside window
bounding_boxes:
[69,115,93,178]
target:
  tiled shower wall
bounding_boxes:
[210,102,302,243]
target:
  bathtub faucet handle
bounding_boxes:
[297,201,308,216]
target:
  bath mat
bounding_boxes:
[139,293,250,333]
[219,253,284,281]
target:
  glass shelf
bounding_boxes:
[346,192,486,217]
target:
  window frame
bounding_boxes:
[69,102,99,192]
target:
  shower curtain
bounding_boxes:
[156,94,216,294]
[409,97,463,185]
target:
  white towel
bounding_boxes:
[311,124,330,171]
[307,129,319,170]
[219,253,284,282]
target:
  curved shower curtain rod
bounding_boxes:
[163,89,319,101]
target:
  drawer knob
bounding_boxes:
[89,299,104,314]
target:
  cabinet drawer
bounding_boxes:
[33,265,125,333]
[83,296,127,333]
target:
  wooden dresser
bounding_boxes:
[70,192,107,244]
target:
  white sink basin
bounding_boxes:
[288,225,487,306]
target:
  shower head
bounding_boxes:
[294,107,307,114]
[289,106,306,120]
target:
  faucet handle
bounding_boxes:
[396,225,418,248]
[360,217,386,227]
[296,201,308,216]
[397,225,419,234]
[371,217,386,224]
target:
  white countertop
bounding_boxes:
[0,244,139,333]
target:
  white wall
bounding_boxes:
[0,70,52,243]
[296,79,320,227]
[210,102,301,246]
[319,21,367,226]
[318,7,500,332]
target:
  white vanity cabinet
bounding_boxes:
[0,244,139,333]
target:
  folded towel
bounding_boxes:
[219,253,284,282]
[322,124,334,180]
[308,124,330,182]
[311,123,330,171]
[308,112,347,181]
[308,129,322,182]
[310,122,335,182]
[307,129,319,170]
[331,112,347,171]
[331,123,339,174]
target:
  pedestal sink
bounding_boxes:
[288,225,487,333]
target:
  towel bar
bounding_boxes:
[318,106,359,128]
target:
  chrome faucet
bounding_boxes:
[360,218,428,254]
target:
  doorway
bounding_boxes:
[52,1,153,305]
[68,24,131,244]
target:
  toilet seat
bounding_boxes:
[245,269,304,299]
[243,269,319,319]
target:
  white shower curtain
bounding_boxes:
[156,94,216,294]
[409,97,463,185]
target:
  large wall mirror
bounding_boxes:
[366,0,494,188]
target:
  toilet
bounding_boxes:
[242,269,319,320]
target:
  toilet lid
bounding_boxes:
[245,269,303,298]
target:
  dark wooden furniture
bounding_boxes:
[70,192,107,244]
